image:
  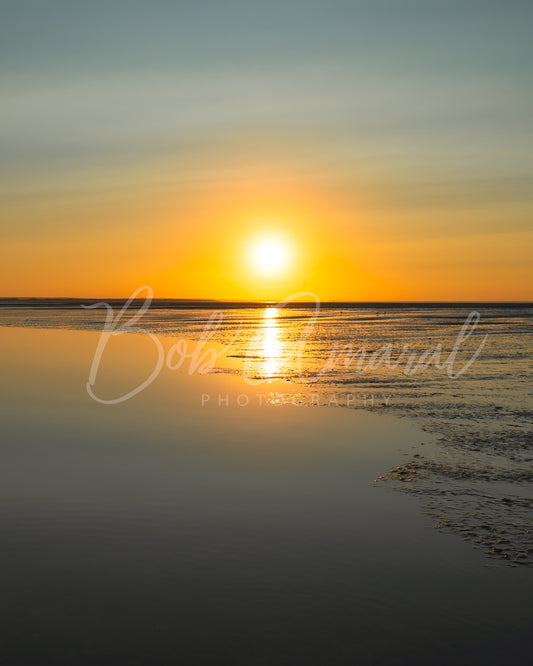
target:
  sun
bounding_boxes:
[248,235,292,277]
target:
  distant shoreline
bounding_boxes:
[0,298,531,310]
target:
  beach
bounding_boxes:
[3,1,533,662]
[1,325,531,665]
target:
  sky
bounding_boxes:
[1,0,532,300]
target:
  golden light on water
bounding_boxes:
[264,307,278,319]
[261,307,281,377]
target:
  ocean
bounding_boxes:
[0,300,532,665]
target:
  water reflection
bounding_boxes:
[261,308,281,377]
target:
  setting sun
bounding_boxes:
[248,235,292,277]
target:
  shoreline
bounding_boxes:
[1,326,532,664]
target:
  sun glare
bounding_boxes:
[249,236,291,277]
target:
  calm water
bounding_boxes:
[1,303,532,664]
[2,302,532,562]
[1,303,531,429]
[2,303,531,398]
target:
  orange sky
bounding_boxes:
[2,158,532,300]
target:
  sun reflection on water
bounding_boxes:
[261,307,282,377]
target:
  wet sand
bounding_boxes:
[0,327,532,665]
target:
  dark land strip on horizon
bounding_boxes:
[0,298,531,310]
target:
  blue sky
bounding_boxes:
[2,0,531,173]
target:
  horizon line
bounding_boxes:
[0,296,531,307]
